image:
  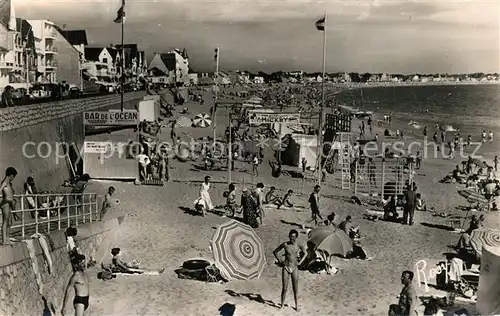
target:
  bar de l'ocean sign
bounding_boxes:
[83,110,139,125]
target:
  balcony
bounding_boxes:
[44,31,57,39]
[0,61,14,69]
[45,61,58,69]
[45,46,58,54]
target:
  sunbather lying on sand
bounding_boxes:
[110,248,165,275]
[440,165,466,183]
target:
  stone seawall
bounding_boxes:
[0,92,145,194]
[0,217,124,316]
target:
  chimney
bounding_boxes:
[62,24,67,30]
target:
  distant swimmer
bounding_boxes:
[482,130,487,142]
[489,130,494,142]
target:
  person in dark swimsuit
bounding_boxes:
[273,229,307,312]
[62,254,90,316]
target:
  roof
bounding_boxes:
[160,53,176,71]
[15,18,35,48]
[0,0,11,29]
[84,47,104,61]
[55,28,88,46]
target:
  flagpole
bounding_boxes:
[317,12,327,185]
[120,10,125,112]
[213,47,219,149]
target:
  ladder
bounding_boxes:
[340,132,352,190]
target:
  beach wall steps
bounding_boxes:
[0,217,124,316]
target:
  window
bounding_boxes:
[103,58,108,63]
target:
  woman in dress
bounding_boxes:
[242,190,259,228]
[199,176,214,216]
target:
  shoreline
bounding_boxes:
[321,81,500,89]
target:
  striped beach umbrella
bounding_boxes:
[211,220,266,281]
[457,189,488,204]
[193,113,212,127]
[470,228,500,256]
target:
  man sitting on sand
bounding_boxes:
[456,215,484,255]
[264,186,280,205]
[383,196,399,222]
[415,193,427,212]
[339,215,360,239]
[277,190,294,209]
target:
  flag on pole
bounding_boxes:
[315,16,325,31]
[114,0,126,23]
[214,48,219,61]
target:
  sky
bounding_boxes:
[12,0,500,74]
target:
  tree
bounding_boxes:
[348,72,361,82]
[361,72,371,82]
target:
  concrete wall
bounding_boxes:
[54,29,81,86]
[0,216,124,316]
[0,91,144,194]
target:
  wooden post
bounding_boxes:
[381,160,386,199]
[354,160,358,196]
[228,111,232,185]
[20,197,25,239]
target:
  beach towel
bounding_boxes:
[31,233,53,275]
[22,239,44,295]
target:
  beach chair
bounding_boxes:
[141,178,164,186]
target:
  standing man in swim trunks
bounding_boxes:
[62,254,90,316]
[1,167,17,245]
[273,229,306,312]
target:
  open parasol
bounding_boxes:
[307,227,353,258]
[211,220,266,281]
[470,228,500,256]
[193,114,212,127]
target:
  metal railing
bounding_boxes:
[9,192,100,239]
[45,46,58,53]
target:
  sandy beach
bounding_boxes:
[84,85,488,315]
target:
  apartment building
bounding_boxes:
[53,27,81,86]
[27,19,59,83]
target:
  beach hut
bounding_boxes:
[282,134,318,168]
[138,99,160,122]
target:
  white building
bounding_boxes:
[253,76,264,84]
[148,49,189,85]
[188,73,198,85]
[27,19,60,83]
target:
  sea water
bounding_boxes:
[335,84,500,158]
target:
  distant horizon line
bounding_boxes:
[187,69,500,76]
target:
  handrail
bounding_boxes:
[9,192,101,239]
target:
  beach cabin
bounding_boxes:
[139,95,161,122]
[282,134,318,168]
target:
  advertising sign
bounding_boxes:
[248,112,300,124]
[83,141,111,154]
[83,110,139,125]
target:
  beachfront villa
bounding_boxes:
[148,49,189,86]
